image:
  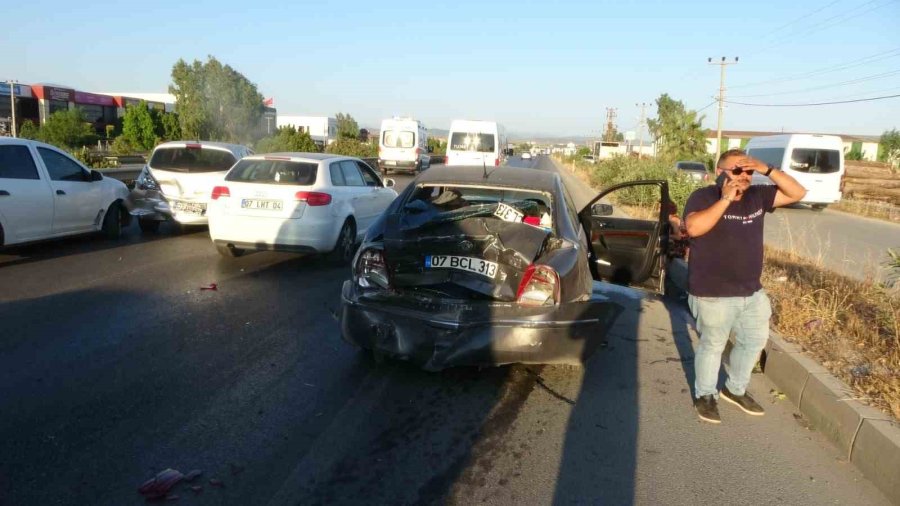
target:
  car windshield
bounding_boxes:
[676,162,706,172]
[400,184,553,230]
[449,132,495,152]
[383,130,415,148]
[149,147,238,173]
[789,149,840,174]
[225,159,318,185]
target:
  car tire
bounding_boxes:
[102,201,123,239]
[216,244,245,258]
[138,217,161,233]
[329,219,356,265]
[811,204,827,211]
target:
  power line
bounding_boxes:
[730,47,900,89]
[695,99,718,113]
[745,0,891,56]
[725,93,900,107]
[763,0,843,41]
[730,68,900,98]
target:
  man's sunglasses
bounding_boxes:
[724,166,753,175]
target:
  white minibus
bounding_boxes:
[745,134,844,210]
[446,120,508,167]
[378,117,430,175]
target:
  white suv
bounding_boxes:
[207,153,398,261]
[0,138,129,247]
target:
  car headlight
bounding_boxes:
[136,167,160,191]
[355,248,390,289]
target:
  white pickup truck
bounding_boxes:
[0,138,130,247]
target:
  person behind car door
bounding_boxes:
[683,148,806,424]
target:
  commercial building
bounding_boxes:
[276,115,338,147]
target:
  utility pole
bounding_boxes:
[708,57,738,164]
[7,80,18,138]
[603,107,617,143]
[635,102,648,157]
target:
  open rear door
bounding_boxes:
[578,180,670,294]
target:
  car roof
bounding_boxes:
[153,140,249,156]
[413,165,560,191]
[242,152,355,163]
[0,137,65,150]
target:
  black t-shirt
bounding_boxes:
[683,184,778,297]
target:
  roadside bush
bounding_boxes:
[38,109,97,149]
[325,137,378,158]
[585,156,705,213]
[110,136,140,156]
[71,147,115,169]
[255,126,319,154]
[18,120,39,140]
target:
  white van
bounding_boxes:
[745,134,844,210]
[446,120,508,167]
[378,117,430,175]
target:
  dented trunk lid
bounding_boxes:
[384,215,552,301]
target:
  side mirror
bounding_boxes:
[592,203,613,217]
[384,178,396,188]
[90,170,103,182]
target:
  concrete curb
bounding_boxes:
[764,333,900,504]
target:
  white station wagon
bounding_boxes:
[0,138,130,247]
[207,153,398,261]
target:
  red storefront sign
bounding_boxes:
[31,85,75,102]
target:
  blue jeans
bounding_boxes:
[688,290,772,398]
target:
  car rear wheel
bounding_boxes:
[216,244,245,258]
[101,202,123,239]
[138,217,161,233]
[329,219,356,265]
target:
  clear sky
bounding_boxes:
[3,0,899,139]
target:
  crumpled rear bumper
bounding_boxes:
[340,281,623,371]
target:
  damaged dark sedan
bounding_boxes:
[340,165,670,370]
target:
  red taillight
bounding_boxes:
[295,191,332,206]
[211,186,230,200]
[516,264,560,306]
[415,147,422,156]
[356,248,390,289]
[494,158,500,166]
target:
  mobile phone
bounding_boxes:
[715,172,727,187]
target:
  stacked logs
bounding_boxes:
[843,161,900,205]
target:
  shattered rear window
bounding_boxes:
[401,184,554,230]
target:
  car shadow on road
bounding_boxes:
[0,221,182,269]
[550,284,643,505]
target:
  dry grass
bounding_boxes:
[762,246,900,420]
[831,198,900,223]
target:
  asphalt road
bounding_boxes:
[0,156,891,505]
[762,204,900,282]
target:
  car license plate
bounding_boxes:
[425,255,498,279]
[172,201,206,215]
[385,160,396,165]
[241,199,283,211]
[494,202,524,223]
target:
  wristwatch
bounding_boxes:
[764,164,776,177]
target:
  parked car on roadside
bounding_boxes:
[521,152,532,160]
[207,153,398,261]
[125,141,252,232]
[673,160,711,183]
[340,165,669,370]
[0,138,130,247]
[582,155,596,164]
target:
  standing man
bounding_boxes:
[683,149,807,424]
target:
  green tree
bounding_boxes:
[646,94,708,161]
[878,129,900,167]
[38,109,96,149]
[122,101,159,151]
[845,145,866,161]
[576,146,591,157]
[335,112,359,140]
[169,55,265,143]
[517,142,533,153]
[159,111,182,141]
[255,126,320,153]
[427,137,446,155]
[18,120,39,140]
[325,137,378,158]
